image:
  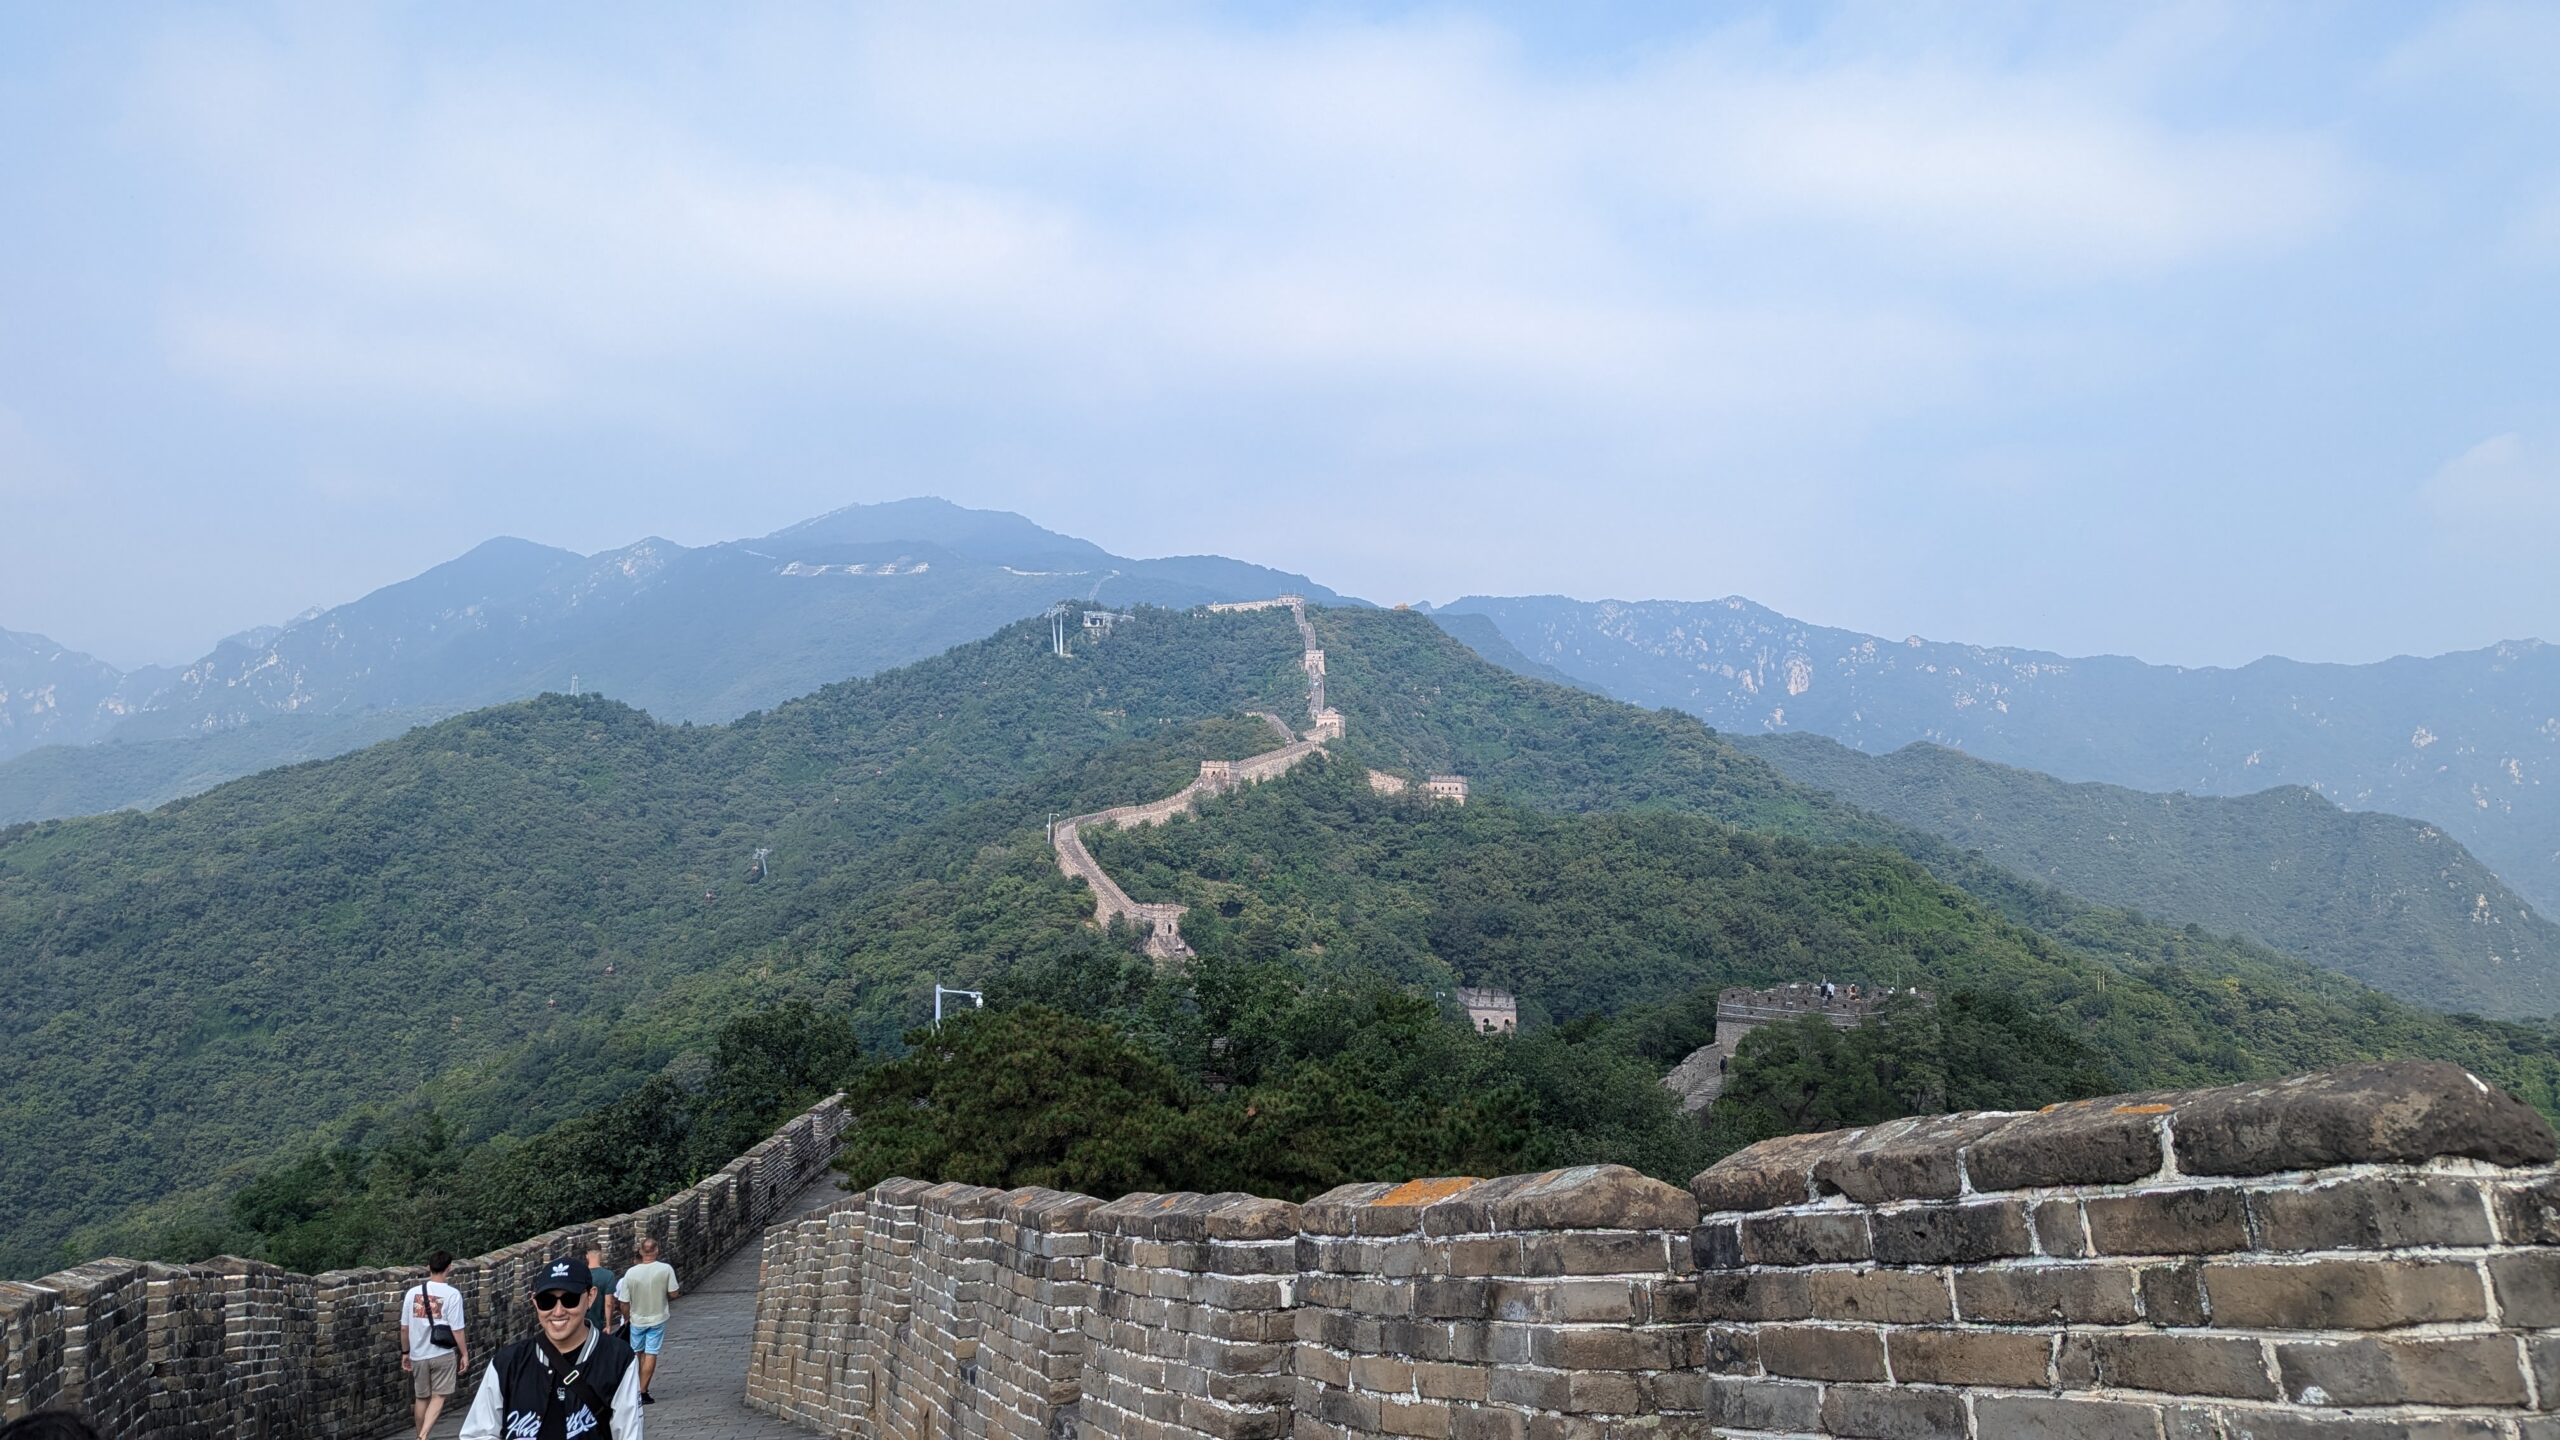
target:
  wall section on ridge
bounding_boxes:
[0,1095,847,1437]
[751,1061,2560,1440]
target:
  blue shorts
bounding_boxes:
[628,1323,666,1355]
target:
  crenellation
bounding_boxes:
[0,1093,845,1438]
[741,1063,2560,1440]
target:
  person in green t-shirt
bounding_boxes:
[583,1244,620,1337]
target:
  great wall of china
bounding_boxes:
[748,1060,2560,1440]
[1050,598,1347,961]
[0,1097,847,1436]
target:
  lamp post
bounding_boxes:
[933,983,984,1025]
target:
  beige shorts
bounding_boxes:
[412,1351,459,1399]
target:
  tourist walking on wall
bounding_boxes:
[457,1252,641,1440]
[586,1242,622,1336]
[615,1235,683,1404]
[398,1251,469,1440]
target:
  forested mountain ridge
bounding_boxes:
[1737,733,2560,1019]
[1436,595,2560,913]
[0,605,1311,1275]
[14,603,2560,1280]
[0,498,1347,824]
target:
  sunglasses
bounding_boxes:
[532,1291,586,1312]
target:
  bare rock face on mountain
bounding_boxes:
[1439,595,2560,915]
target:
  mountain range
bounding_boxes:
[10,603,2559,1276]
[1731,732,2560,1019]
[1435,595,2560,915]
[0,499,1345,822]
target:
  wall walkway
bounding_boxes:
[1050,600,1340,962]
[0,1097,848,1436]
[747,1061,2560,1440]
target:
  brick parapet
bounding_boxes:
[749,1063,2560,1440]
[0,1092,846,1435]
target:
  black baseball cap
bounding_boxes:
[530,1255,593,1295]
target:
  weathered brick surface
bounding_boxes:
[747,1064,2560,1440]
[1,1093,845,1436]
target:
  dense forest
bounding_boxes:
[1738,731,2560,1018]
[13,603,2560,1277]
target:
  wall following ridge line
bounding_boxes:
[749,1061,2560,1439]
[1050,598,1340,963]
[0,1096,847,1436]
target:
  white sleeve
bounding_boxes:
[614,1275,632,1301]
[446,1285,467,1332]
[455,1364,504,1440]
[611,1357,646,1440]
[666,1269,680,1295]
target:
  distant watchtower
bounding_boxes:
[1663,982,1928,1114]
[1456,987,1518,1034]
[1424,775,1470,804]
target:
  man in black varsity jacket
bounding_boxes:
[457,1253,643,1440]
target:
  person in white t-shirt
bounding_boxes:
[613,1236,682,1405]
[396,1251,470,1440]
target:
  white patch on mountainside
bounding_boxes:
[780,560,931,576]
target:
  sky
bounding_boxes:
[1,2,2554,670]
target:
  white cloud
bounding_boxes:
[116,5,2350,438]
[2426,434,2559,525]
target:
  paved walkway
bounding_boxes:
[417,1176,850,1439]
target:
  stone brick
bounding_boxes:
[1810,1111,2016,1204]
[1691,1128,1846,1213]
[2171,1061,2558,1177]
[1870,1200,2033,1266]
[1963,1097,2170,1192]
[1688,1221,1742,1271]
[2137,1261,2206,1327]
[1954,1263,2142,1325]
[1707,1376,1822,1432]
[2494,1174,2560,1244]
[2059,1332,2280,1400]
[1490,1166,1698,1233]
[2246,1175,2493,1252]
[2491,1250,2560,1327]
[1802,1267,1953,1324]
[2029,1199,2089,1258]
[1692,1270,1810,1323]
[2082,1187,2250,1255]
[1821,1382,1968,1439]
[1739,1210,1871,1266]
[2276,1336,2530,1408]
[1519,1231,1666,1277]
[2199,1413,2507,1440]
[1972,1396,2163,1440]
[1757,1324,1889,1382]
[2202,1258,2487,1329]
[1888,1326,2054,1388]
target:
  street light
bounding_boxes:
[933,983,985,1025]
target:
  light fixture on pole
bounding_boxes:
[933,983,985,1025]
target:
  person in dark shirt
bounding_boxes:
[585,1242,622,1337]
[456,1253,642,1440]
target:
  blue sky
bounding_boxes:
[1,2,2553,668]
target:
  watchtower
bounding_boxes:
[1456,986,1518,1034]
[1424,775,1469,804]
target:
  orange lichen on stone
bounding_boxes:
[1375,1176,1480,1207]
[2114,1103,2175,1115]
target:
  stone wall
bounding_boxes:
[749,1061,2560,1440]
[0,1094,847,1436]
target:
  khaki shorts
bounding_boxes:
[412,1351,459,1399]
